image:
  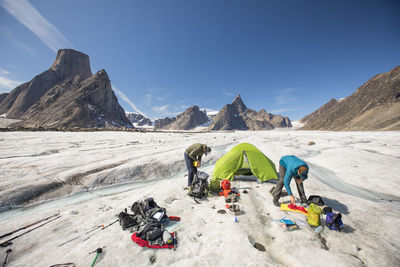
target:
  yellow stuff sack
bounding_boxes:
[307,203,322,226]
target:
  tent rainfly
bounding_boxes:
[212,143,278,182]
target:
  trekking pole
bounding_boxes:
[101,219,118,230]
[0,216,61,247]
[0,213,59,239]
[58,225,104,247]
[85,225,104,234]
[2,248,12,267]
[90,248,102,267]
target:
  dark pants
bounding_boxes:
[184,153,197,186]
[273,164,306,201]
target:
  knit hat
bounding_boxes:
[298,166,308,180]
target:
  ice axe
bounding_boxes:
[90,248,103,267]
[2,248,12,267]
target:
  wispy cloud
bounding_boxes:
[1,0,73,53]
[274,88,297,105]
[1,27,36,54]
[269,107,300,114]
[152,104,169,113]
[222,89,235,97]
[0,69,22,92]
[0,69,10,75]
[112,84,144,115]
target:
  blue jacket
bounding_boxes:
[280,155,309,196]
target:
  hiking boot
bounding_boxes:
[280,191,288,197]
[273,198,280,207]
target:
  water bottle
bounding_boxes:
[233,216,238,223]
[315,225,323,234]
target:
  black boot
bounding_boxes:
[273,198,280,207]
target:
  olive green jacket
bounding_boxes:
[185,143,207,161]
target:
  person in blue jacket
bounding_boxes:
[272,155,309,207]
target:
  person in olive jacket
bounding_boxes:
[184,143,211,187]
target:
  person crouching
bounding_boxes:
[272,155,308,207]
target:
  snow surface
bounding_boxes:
[0,118,21,127]
[0,130,399,266]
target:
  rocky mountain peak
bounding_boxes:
[0,49,132,128]
[232,94,247,113]
[50,49,92,80]
[208,94,291,131]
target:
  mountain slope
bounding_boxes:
[302,66,400,130]
[154,106,209,130]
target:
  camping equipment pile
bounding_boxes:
[118,197,178,249]
[278,194,344,232]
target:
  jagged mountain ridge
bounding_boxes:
[208,94,291,130]
[153,94,291,131]
[0,49,132,128]
[301,66,400,130]
[154,105,209,130]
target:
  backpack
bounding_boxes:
[307,203,322,226]
[118,211,138,230]
[325,212,344,232]
[306,195,325,206]
[188,171,209,199]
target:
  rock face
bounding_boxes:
[154,106,209,130]
[300,98,338,124]
[302,66,400,130]
[0,93,8,106]
[208,94,292,131]
[154,117,176,129]
[126,113,153,126]
[0,49,132,128]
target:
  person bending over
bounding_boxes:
[184,143,211,187]
[273,155,308,207]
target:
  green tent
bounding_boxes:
[212,143,278,182]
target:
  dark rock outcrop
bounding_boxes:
[0,93,8,105]
[302,66,400,130]
[154,106,209,130]
[208,94,291,131]
[126,113,153,126]
[0,49,132,128]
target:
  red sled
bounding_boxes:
[131,232,175,249]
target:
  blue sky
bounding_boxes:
[0,0,399,120]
